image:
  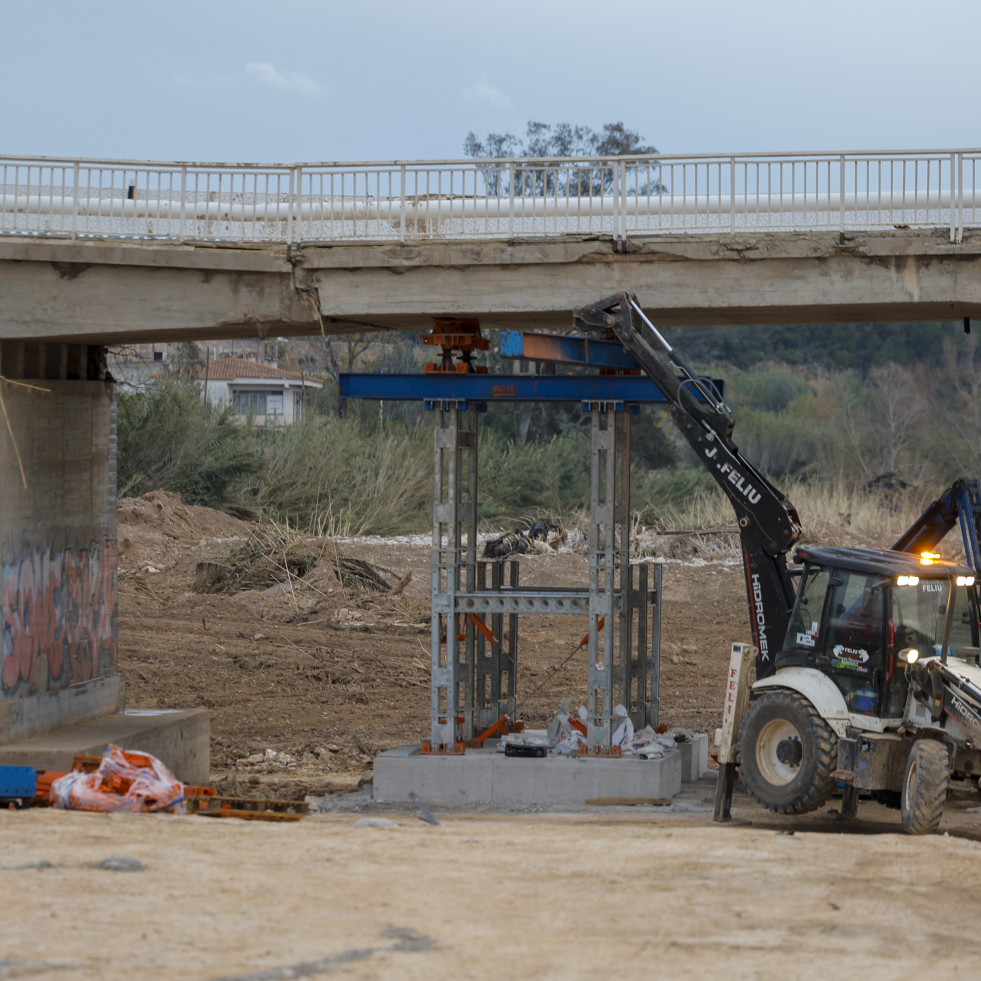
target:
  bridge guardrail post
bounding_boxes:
[839,154,846,232]
[952,151,962,243]
[179,165,187,242]
[615,159,625,248]
[399,165,406,244]
[71,161,80,240]
[729,156,736,234]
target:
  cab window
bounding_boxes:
[946,585,978,661]
[891,579,949,656]
[824,571,884,715]
[783,563,829,651]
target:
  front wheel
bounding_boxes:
[737,690,837,814]
[901,740,950,835]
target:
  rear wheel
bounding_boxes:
[738,690,837,814]
[900,740,950,835]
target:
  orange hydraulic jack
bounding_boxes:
[422,318,489,374]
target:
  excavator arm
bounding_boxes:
[891,477,981,572]
[574,292,803,678]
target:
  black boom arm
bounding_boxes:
[574,292,803,676]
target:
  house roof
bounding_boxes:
[197,357,323,386]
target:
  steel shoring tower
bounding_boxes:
[424,398,660,753]
[586,404,660,750]
[339,326,674,753]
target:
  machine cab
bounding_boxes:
[777,546,979,720]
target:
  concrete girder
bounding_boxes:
[0,229,980,344]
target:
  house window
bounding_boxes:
[233,389,283,415]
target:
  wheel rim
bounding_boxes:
[755,718,803,786]
[905,755,919,805]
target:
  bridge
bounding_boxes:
[2,146,981,776]
[3,148,981,342]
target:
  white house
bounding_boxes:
[197,357,323,427]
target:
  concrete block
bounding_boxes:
[373,746,682,806]
[0,708,210,785]
[677,733,710,783]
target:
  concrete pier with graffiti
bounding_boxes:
[1,539,118,697]
[0,357,122,741]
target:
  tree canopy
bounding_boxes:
[464,120,662,197]
[463,120,657,160]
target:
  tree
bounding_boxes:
[463,120,664,197]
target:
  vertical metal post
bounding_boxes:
[429,402,478,751]
[179,165,187,243]
[71,162,80,240]
[612,408,631,723]
[839,154,846,232]
[587,403,617,749]
[729,156,736,234]
[649,563,662,728]
[287,166,296,246]
[475,557,519,731]
[399,164,407,244]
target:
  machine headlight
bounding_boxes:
[897,575,920,586]
[899,648,920,664]
[957,575,976,587]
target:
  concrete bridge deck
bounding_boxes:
[2,228,980,345]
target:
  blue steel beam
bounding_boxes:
[339,372,704,403]
[498,331,640,370]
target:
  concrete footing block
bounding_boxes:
[678,733,710,783]
[0,676,125,743]
[0,708,210,785]
[373,746,683,806]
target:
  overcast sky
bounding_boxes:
[3,0,979,165]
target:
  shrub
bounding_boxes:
[116,380,262,508]
[246,415,432,535]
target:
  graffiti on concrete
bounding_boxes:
[0,539,118,697]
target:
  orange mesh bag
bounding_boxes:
[50,744,185,814]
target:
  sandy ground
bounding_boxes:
[4,491,981,979]
[4,787,981,981]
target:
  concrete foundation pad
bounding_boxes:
[0,708,210,785]
[373,745,682,806]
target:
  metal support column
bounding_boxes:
[428,402,478,751]
[474,560,519,732]
[623,561,662,730]
[586,403,632,750]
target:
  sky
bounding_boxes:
[2,0,980,165]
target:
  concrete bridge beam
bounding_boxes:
[2,229,981,346]
[296,229,981,331]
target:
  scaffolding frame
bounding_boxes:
[425,397,660,753]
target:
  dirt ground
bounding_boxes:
[4,491,981,980]
[114,491,747,799]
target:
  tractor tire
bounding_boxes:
[900,740,950,835]
[737,690,837,814]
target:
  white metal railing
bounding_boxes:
[1,149,979,246]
